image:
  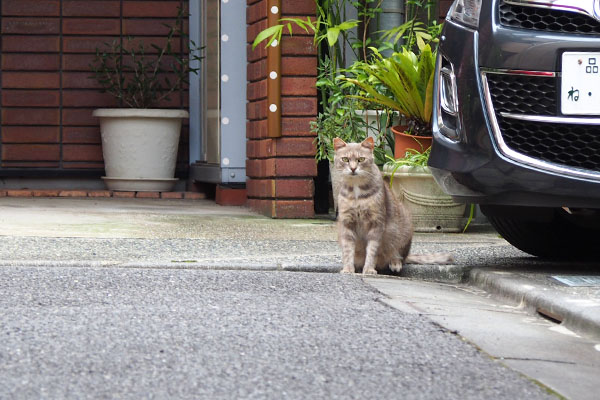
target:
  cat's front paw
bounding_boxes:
[362,268,377,275]
[389,261,403,273]
[340,265,355,274]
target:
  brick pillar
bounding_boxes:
[439,0,453,20]
[246,0,318,218]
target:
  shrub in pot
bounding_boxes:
[344,44,436,159]
[90,8,202,191]
[342,1,442,158]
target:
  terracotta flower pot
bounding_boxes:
[392,125,433,159]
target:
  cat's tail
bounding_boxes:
[405,253,454,264]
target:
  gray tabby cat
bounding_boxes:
[333,137,452,275]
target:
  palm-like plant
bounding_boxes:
[344,44,435,136]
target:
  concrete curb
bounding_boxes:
[400,264,472,283]
[0,259,473,280]
[469,268,600,341]
[0,259,341,274]
[394,263,600,342]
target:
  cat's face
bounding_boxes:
[333,137,376,179]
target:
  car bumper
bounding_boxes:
[429,18,600,208]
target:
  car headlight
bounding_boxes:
[448,0,482,29]
[437,55,460,141]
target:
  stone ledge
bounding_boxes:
[1,189,207,200]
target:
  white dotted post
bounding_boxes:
[267,0,282,138]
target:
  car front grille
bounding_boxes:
[484,71,600,174]
[485,73,556,116]
[499,1,600,35]
[497,118,600,172]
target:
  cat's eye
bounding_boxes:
[341,157,349,162]
[358,157,366,162]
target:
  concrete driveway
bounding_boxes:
[0,197,598,399]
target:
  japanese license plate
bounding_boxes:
[561,52,600,115]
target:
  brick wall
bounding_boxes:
[439,0,453,20]
[246,0,318,218]
[0,0,189,174]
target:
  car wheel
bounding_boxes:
[481,206,600,260]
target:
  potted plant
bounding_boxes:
[383,148,467,232]
[343,43,436,159]
[342,0,442,158]
[90,8,202,192]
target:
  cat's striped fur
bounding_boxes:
[334,137,452,275]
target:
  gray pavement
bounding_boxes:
[0,197,598,398]
[1,267,553,399]
[367,277,600,400]
[1,198,597,344]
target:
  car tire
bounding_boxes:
[483,207,600,260]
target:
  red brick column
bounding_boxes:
[246,0,318,218]
[439,0,453,20]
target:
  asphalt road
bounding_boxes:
[0,267,555,400]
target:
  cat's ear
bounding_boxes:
[361,137,375,150]
[333,138,347,150]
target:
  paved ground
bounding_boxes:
[0,197,599,398]
[1,198,597,343]
[0,197,518,270]
[0,267,555,399]
[368,277,600,400]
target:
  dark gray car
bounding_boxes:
[430,0,600,258]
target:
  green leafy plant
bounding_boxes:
[344,44,436,136]
[387,146,430,168]
[339,1,442,139]
[312,102,363,162]
[311,57,368,161]
[251,0,371,68]
[253,1,394,163]
[90,7,203,108]
[353,0,386,59]
[311,55,396,164]
[380,0,442,52]
[252,1,441,159]
[312,107,392,164]
[463,204,476,233]
[384,146,430,186]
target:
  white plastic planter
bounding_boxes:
[383,165,467,233]
[93,108,189,192]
